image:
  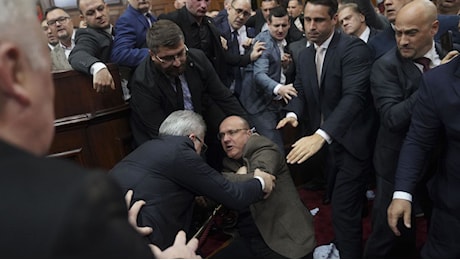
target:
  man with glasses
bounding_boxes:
[214,0,266,93]
[211,115,315,258]
[69,0,116,93]
[41,18,59,50]
[45,7,75,71]
[110,110,276,251]
[129,19,247,169]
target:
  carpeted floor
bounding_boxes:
[198,188,428,258]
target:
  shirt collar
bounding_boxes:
[314,31,334,50]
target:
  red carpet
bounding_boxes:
[199,188,428,258]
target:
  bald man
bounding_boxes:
[366,0,458,257]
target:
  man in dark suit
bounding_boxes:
[212,0,265,93]
[387,47,460,259]
[246,0,279,34]
[365,0,459,257]
[337,2,379,43]
[111,0,157,68]
[213,116,315,258]
[109,110,275,251]
[287,0,305,44]
[0,0,199,258]
[158,0,255,86]
[277,0,376,257]
[129,19,247,171]
[69,0,115,93]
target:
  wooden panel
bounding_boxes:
[48,64,132,171]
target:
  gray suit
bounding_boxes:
[239,30,287,153]
[221,134,316,258]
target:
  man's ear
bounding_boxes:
[0,43,31,106]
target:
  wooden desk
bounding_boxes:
[48,65,132,171]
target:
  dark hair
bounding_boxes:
[305,0,338,18]
[146,20,185,53]
[268,5,288,22]
[44,6,66,18]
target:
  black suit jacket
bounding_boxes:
[159,7,248,84]
[287,31,376,160]
[245,9,266,35]
[0,140,152,258]
[129,48,247,147]
[109,136,264,250]
[395,55,460,215]
[69,26,112,74]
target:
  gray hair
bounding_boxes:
[159,110,206,137]
[147,20,185,54]
[0,0,48,70]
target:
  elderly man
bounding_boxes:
[109,110,275,250]
[213,115,315,258]
[69,0,115,93]
[338,3,380,43]
[0,0,200,258]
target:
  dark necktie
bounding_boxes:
[230,30,243,95]
[174,77,184,109]
[414,57,431,72]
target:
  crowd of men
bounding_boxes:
[22,0,460,257]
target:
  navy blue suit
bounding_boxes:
[111,5,157,67]
[394,55,460,258]
[286,31,377,258]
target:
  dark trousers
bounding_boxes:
[364,176,416,258]
[329,144,371,258]
[422,207,460,258]
[248,104,285,156]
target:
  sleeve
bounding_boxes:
[111,15,149,67]
[253,41,280,96]
[370,57,419,132]
[69,29,105,75]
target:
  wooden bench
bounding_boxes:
[48,64,132,170]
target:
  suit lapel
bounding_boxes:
[320,31,340,86]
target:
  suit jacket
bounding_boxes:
[213,12,255,88]
[370,45,448,182]
[69,26,112,75]
[109,136,264,250]
[287,31,376,160]
[159,7,249,84]
[111,5,156,67]
[0,140,153,258]
[222,135,316,258]
[239,30,283,115]
[394,55,460,214]
[245,9,266,34]
[129,48,247,147]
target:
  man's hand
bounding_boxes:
[281,52,292,69]
[220,36,228,50]
[387,199,412,236]
[253,168,276,198]
[277,83,298,104]
[125,190,153,236]
[286,133,325,164]
[150,230,201,259]
[242,38,253,49]
[250,41,266,61]
[441,50,459,64]
[276,117,298,129]
[93,68,115,93]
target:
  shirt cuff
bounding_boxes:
[273,84,282,96]
[253,176,265,191]
[286,112,297,120]
[393,191,412,202]
[316,129,332,144]
[90,62,107,76]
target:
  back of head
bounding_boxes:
[159,110,206,137]
[146,20,185,53]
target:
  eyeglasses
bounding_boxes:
[155,45,189,64]
[217,128,249,140]
[195,136,208,153]
[47,16,70,26]
[231,4,252,18]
